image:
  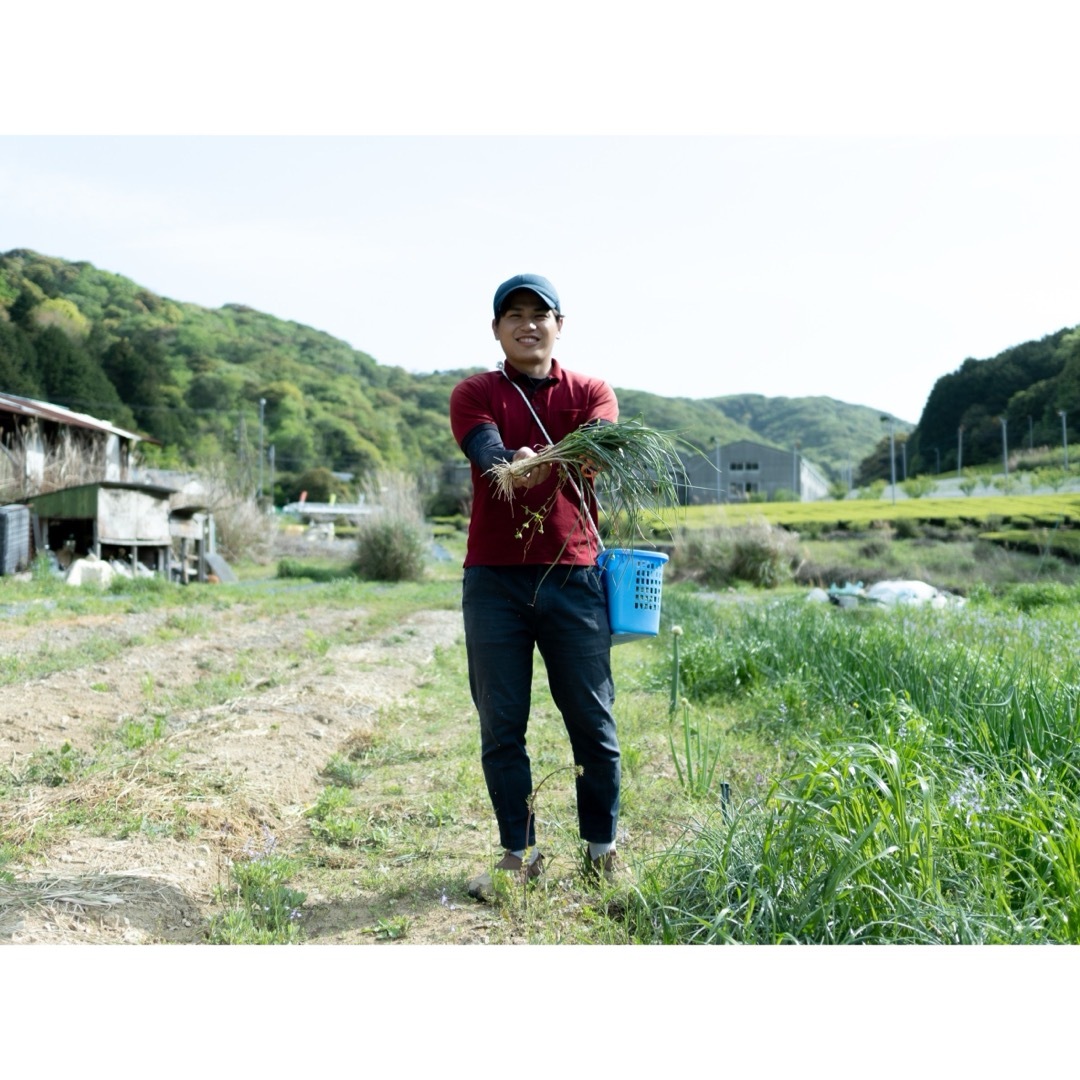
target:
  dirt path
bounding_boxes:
[0,593,468,944]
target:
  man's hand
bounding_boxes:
[511,446,552,490]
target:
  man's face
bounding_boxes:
[492,289,562,372]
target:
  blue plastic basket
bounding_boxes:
[597,548,669,644]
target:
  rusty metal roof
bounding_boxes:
[0,392,145,442]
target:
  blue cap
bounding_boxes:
[493,273,561,317]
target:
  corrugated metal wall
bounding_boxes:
[0,505,30,575]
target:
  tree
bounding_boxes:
[1038,467,1068,493]
[100,337,188,444]
[32,297,91,340]
[290,467,351,504]
[854,436,893,486]
[185,370,244,414]
[0,321,42,396]
[900,476,936,499]
[33,326,128,420]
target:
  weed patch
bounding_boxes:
[210,828,306,944]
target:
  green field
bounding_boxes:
[672,492,1080,531]
[624,586,1080,943]
[3,523,1080,945]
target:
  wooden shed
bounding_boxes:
[28,480,176,575]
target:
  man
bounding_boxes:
[449,273,623,898]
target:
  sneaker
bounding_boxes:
[587,850,626,885]
[494,851,545,879]
[467,851,544,902]
[588,851,632,917]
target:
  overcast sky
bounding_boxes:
[7,134,1079,425]
[4,7,1080,427]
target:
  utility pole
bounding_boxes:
[957,424,964,477]
[238,413,247,477]
[258,398,266,503]
[1060,410,1069,470]
[1000,417,1009,481]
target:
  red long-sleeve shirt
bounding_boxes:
[449,360,618,567]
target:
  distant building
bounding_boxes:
[0,395,218,581]
[29,480,175,574]
[681,439,830,504]
[439,438,831,511]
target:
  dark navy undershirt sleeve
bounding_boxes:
[461,423,516,472]
[462,416,612,472]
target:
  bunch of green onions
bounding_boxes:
[487,417,689,546]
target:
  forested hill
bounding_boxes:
[909,326,1080,476]
[0,249,472,492]
[8,247,1065,500]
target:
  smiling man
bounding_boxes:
[449,273,624,898]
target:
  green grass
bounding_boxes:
[621,591,1080,943]
[679,492,1080,531]
[0,632,147,686]
[209,831,307,944]
[795,531,1078,594]
[6,522,1080,944]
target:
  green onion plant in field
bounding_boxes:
[627,593,1080,943]
[489,417,691,549]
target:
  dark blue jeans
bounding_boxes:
[462,564,619,852]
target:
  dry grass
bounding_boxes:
[0,872,174,915]
[360,470,426,526]
[0,425,119,501]
[194,466,275,563]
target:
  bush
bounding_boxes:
[353,471,427,582]
[290,466,352,504]
[183,462,275,564]
[424,490,466,517]
[353,519,426,581]
[430,514,468,534]
[893,517,921,540]
[672,528,735,588]
[277,558,352,582]
[673,518,802,589]
[730,524,800,587]
[1005,582,1078,612]
[213,495,274,563]
[900,476,936,499]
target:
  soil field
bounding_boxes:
[0,585,486,945]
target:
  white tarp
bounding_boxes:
[820,579,965,609]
